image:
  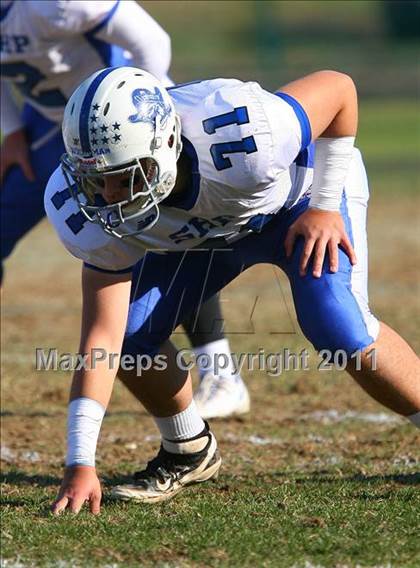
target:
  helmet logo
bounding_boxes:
[128,87,172,128]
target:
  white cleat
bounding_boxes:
[194,374,250,419]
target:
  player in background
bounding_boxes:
[0,0,249,418]
[44,66,420,514]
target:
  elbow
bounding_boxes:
[320,69,357,95]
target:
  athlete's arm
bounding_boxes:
[40,1,171,83]
[94,0,172,83]
[281,70,358,277]
[1,81,24,137]
[280,70,357,141]
[51,265,132,515]
[0,82,35,184]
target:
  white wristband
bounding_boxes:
[309,136,355,211]
[66,397,106,467]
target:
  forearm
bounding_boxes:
[65,266,132,467]
[69,335,123,407]
[281,70,358,212]
[72,265,132,405]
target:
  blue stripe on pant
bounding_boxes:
[123,196,375,358]
[1,104,65,280]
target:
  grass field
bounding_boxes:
[1,95,420,568]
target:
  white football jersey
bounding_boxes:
[0,0,171,128]
[45,78,314,271]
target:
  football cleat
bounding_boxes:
[194,374,250,419]
[111,427,221,503]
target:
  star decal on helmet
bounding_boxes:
[102,136,109,144]
[92,103,100,111]
[112,122,121,130]
[90,126,97,135]
[73,138,80,146]
[113,133,122,142]
[90,114,97,123]
[100,124,108,133]
[128,87,172,128]
[91,138,98,146]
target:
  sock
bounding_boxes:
[407,411,420,428]
[153,400,205,442]
[193,338,239,381]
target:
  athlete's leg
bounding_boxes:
[182,292,250,419]
[113,247,247,501]
[118,339,192,417]
[182,294,225,353]
[283,150,420,420]
[1,105,64,282]
[339,150,420,416]
[119,246,247,416]
[347,322,420,416]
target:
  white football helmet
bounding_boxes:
[61,66,182,237]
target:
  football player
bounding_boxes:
[0,0,249,419]
[44,67,420,514]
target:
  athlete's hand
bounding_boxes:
[285,208,357,278]
[0,128,35,185]
[51,465,102,515]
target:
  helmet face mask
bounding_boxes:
[61,154,166,236]
[61,67,182,238]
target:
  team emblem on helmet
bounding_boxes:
[128,87,172,128]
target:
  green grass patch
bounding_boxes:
[2,465,419,567]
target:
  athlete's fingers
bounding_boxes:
[328,239,339,273]
[300,238,316,276]
[340,234,357,265]
[284,226,297,258]
[18,154,36,182]
[89,492,101,515]
[0,154,35,185]
[51,496,69,515]
[312,239,328,278]
[69,495,86,515]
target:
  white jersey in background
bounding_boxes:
[45,78,316,271]
[0,0,172,133]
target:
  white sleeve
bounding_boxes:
[38,1,120,35]
[94,1,172,83]
[0,81,24,136]
[24,1,115,39]
[37,1,172,84]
